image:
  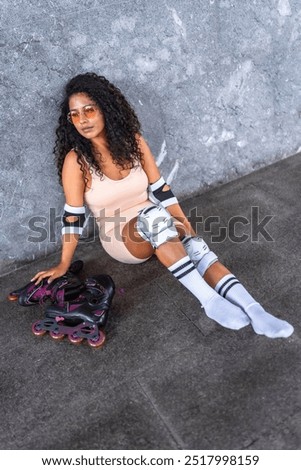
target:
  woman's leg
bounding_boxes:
[122,214,250,330]
[182,236,293,338]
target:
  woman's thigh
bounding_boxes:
[122,217,155,259]
[122,216,187,259]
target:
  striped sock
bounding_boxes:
[215,275,241,300]
[168,256,250,330]
[215,274,294,338]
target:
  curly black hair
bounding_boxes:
[53,72,143,184]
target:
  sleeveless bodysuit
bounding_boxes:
[84,164,154,263]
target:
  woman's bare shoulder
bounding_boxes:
[62,150,86,181]
[63,149,85,172]
[64,149,80,165]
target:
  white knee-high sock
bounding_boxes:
[215,274,294,338]
[168,256,250,330]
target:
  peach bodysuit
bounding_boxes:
[84,164,154,263]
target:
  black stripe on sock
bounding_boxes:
[223,281,241,298]
[217,276,237,295]
[176,265,196,280]
[170,259,192,275]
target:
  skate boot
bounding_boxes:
[7,260,84,306]
[31,274,115,348]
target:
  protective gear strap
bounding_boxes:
[149,177,178,208]
[136,204,178,249]
[62,203,86,235]
[182,235,218,276]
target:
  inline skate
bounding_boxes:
[7,260,84,306]
[31,274,115,348]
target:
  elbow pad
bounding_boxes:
[148,177,178,208]
[62,203,86,236]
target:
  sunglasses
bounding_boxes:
[67,105,99,124]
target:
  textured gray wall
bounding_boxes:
[1,0,301,275]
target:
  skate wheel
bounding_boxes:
[68,333,83,345]
[32,321,46,337]
[49,331,65,340]
[7,293,19,301]
[87,331,106,349]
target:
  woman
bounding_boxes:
[32,72,293,338]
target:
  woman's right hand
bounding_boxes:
[30,262,70,285]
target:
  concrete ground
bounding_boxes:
[1,152,300,450]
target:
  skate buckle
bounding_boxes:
[55,316,65,322]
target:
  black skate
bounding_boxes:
[31,274,115,349]
[7,260,84,306]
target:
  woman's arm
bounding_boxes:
[138,135,196,237]
[31,151,85,284]
[58,150,86,267]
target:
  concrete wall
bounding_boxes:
[1,0,301,275]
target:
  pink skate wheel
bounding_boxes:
[31,320,46,336]
[49,331,65,340]
[87,331,106,349]
[7,293,18,301]
[68,333,83,345]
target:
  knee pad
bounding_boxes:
[136,204,179,249]
[182,236,218,276]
